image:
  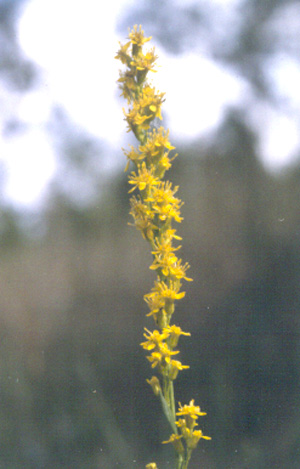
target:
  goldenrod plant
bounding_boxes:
[116,25,211,469]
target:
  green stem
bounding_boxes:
[176,453,185,469]
[182,449,192,469]
[169,379,176,427]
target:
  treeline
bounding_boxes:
[0,118,300,468]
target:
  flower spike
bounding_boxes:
[116,25,210,469]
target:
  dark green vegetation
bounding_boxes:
[1,121,300,467]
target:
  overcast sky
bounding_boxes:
[1,0,299,209]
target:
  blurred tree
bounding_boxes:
[0,0,37,92]
[46,106,109,208]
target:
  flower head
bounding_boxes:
[176,400,207,432]
[115,41,131,65]
[167,359,190,380]
[147,343,179,370]
[186,429,211,449]
[163,325,191,348]
[162,433,184,453]
[146,181,183,224]
[130,48,157,74]
[139,127,176,177]
[128,163,160,193]
[146,376,161,396]
[124,145,146,171]
[128,24,152,47]
[129,195,157,241]
[140,328,169,351]
[177,400,207,420]
[144,280,185,320]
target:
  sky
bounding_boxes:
[1,0,299,209]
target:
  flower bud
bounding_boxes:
[146,376,161,396]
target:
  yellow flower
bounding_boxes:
[141,127,174,153]
[164,229,182,241]
[166,359,190,380]
[114,41,131,64]
[124,145,145,170]
[152,127,175,150]
[168,259,193,282]
[162,433,184,453]
[138,86,165,121]
[186,429,211,449]
[140,328,169,351]
[129,195,152,219]
[146,180,179,202]
[163,325,191,348]
[150,251,179,277]
[176,422,211,448]
[139,127,177,179]
[125,103,152,134]
[176,418,188,429]
[177,400,207,420]
[144,280,185,319]
[151,237,181,257]
[129,195,157,241]
[176,400,207,431]
[124,86,165,136]
[144,292,165,316]
[146,376,161,396]
[156,153,174,177]
[117,70,137,102]
[147,343,179,369]
[128,24,152,47]
[146,181,183,223]
[128,163,160,193]
[130,48,158,73]
[138,127,176,177]
[147,351,163,368]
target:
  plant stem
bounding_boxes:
[176,453,185,469]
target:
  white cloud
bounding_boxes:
[262,112,300,170]
[1,129,56,207]
[18,0,126,144]
[154,50,246,139]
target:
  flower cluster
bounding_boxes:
[116,25,210,469]
[163,400,211,455]
[141,326,190,380]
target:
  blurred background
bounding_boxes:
[1,0,300,467]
